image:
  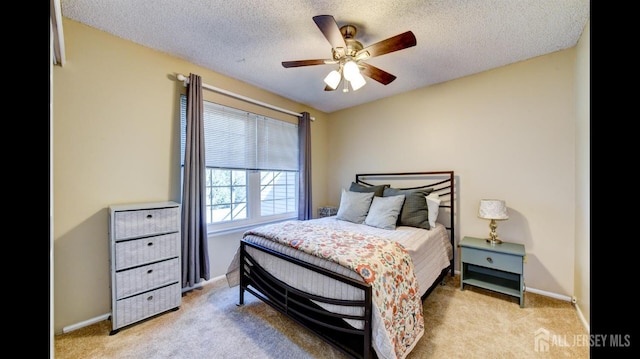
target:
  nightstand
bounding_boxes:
[318,206,338,218]
[460,236,526,307]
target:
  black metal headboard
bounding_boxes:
[355,171,456,277]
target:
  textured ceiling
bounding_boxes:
[60,0,590,113]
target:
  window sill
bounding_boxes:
[207,216,296,237]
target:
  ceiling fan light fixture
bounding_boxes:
[324,70,341,89]
[343,60,360,81]
[349,72,366,91]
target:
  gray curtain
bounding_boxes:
[181,73,210,287]
[297,112,312,220]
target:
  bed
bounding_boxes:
[226,171,455,359]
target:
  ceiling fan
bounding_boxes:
[282,15,417,92]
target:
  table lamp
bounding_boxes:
[478,199,509,244]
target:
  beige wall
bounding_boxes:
[327,49,578,297]
[53,16,589,334]
[574,19,590,325]
[53,18,330,334]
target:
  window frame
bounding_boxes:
[180,95,299,235]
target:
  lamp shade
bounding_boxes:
[349,72,366,91]
[343,60,360,81]
[478,199,509,220]
[323,70,341,89]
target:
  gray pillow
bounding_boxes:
[349,182,390,197]
[335,189,375,224]
[364,195,406,230]
[383,187,434,229]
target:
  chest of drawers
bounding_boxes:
[108,201,182,334]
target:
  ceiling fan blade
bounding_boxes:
[356,31,417,59]
[282,59,329,68]
[359,62,397,85]
[313,15,347,50]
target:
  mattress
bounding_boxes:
[228,217,452,298]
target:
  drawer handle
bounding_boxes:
[146,214,153,219]
[147,242,154,246]
[147,269,153,274]
[486,257,493,263]
[147,295,154,301]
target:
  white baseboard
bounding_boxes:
[61,275,228,335]
[525,286,589,332]
[62,274,590,334]
[62,313,111,334]
[525,286,572,302]
[454,269,589,330]
[573,302,590,332]
[181,274,226,291]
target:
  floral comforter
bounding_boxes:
[243,220,424,359]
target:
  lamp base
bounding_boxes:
[486,219,502,244]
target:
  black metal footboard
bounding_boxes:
[239,240,374,359]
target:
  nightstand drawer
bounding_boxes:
[461,247,523,274]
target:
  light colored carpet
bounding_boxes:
[54,275,589,358]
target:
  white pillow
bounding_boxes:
[426,192,441,229]
[364,194,406,230]
[335,189,375,224]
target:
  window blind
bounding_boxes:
[180,95,298,171]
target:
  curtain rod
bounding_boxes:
[176,74,314,121]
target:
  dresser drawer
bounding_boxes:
[114,283,181,329]
[113,206,180,240]
[115,232,180,270]
[115,258,180,299]
[461,247,522,274]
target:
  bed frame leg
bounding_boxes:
[238,242,246,306]
[238,286,245,306]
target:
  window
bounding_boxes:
[180,95,298,233]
